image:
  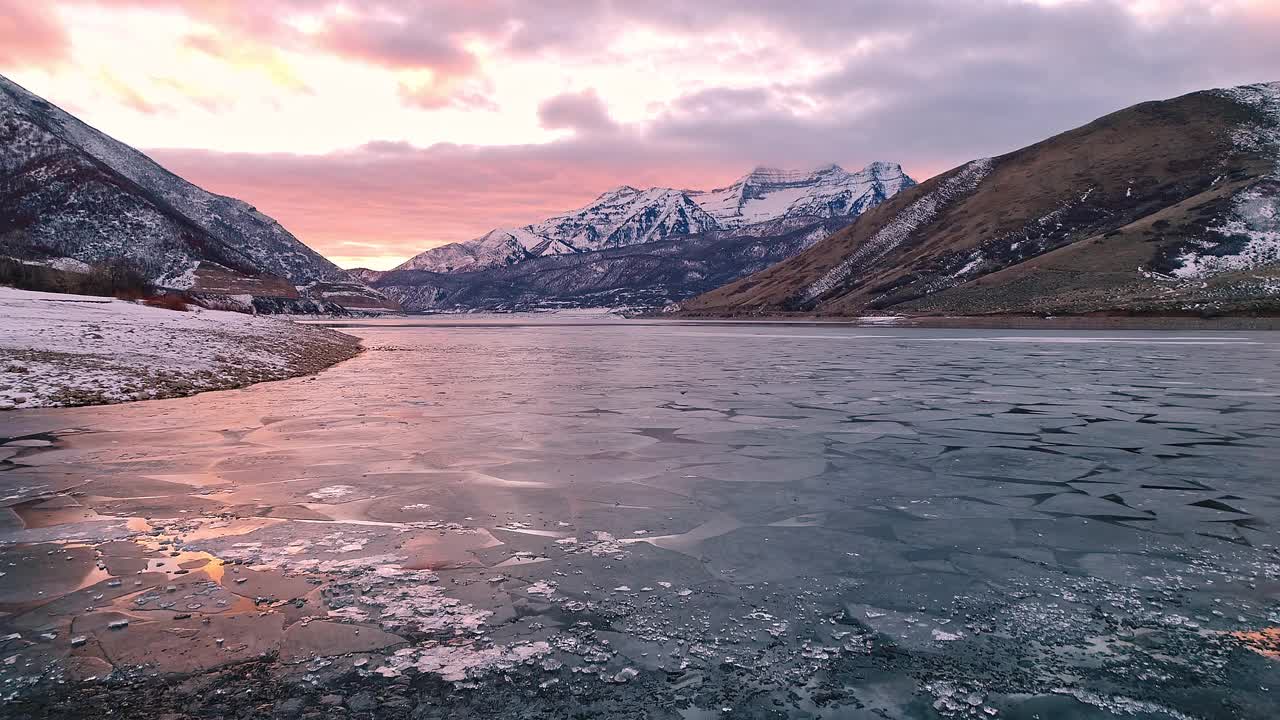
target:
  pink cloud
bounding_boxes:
[316,15,476,73]
[312,9,501,111]
[147,141,749,267]
[0,1,70,67]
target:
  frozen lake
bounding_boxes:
[2,320,1279,718]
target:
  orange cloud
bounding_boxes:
[97,70,167,114]
[150,75,232,113]
[183,32,312,94]
[397,75,498,111]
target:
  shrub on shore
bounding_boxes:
[141,293,195,311]
[0,257,152,298]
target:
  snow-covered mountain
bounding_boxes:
[533,186,720,251]
[0,74,397,312]
[397,162,915,273]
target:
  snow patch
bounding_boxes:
[1170,82,1280,279]
[307,485,357,501]
[1170,186,1280,278]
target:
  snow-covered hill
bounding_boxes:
[0,74,397,312]
[397,162,915,273]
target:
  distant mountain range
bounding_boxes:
[364,162,915,310]
[354,216,851,312]
[395,162,912,274]
[681,81,1280,318]
[0,74,397,313]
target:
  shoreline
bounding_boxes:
[0,287,363,410]
[309,309,1280,332]
[656,312,1280,330]
[5,290,1278,414]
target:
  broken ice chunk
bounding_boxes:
[610,667,640,683]
[525,581,558,597]
[932,628,962,642]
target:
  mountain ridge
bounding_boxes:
[0,74,397,313]
[679,81,1280,318]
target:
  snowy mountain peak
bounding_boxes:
[859,160,906,177]
[397,161,916,273]
[693,161,916,230]
[744,163,846,181]
[731,165,850,192]
[601,184,641,196]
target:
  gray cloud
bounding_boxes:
[538,89,617,134]
[274,0,1279,174]
[639,0,1280,175]
[320,17,477,73]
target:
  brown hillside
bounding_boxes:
[682,83,1279,317]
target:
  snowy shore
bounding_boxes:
[0,287,361,409]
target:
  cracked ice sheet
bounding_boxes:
[3,320,1280,717]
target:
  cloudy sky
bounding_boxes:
[3,1,1278,268]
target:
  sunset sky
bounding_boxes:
[3,1,1278,269]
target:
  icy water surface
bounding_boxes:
[1,320,1279,719]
